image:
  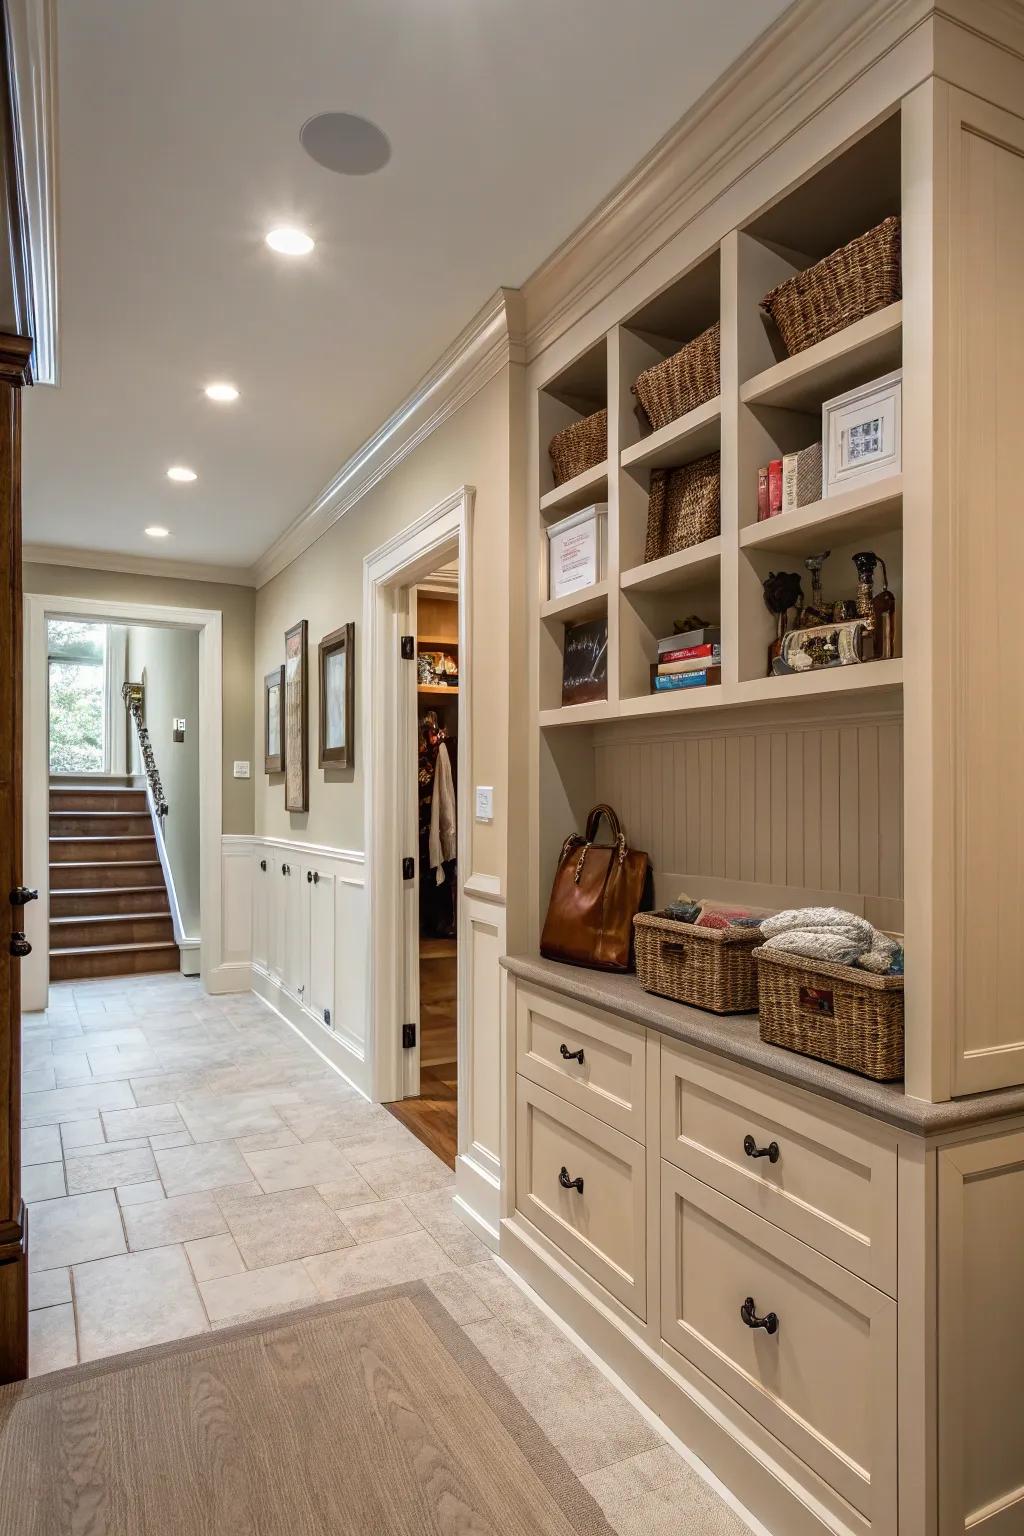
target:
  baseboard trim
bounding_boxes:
[499,1217,859,1536]
[205,960,252,995]
[250,966,370,1098]
[454,1150,501,1251]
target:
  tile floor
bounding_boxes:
[22,972,753,1536]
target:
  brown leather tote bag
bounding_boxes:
[540,803,652,972]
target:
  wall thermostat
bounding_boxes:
[233,761,251,779]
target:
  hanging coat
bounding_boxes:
[428,739,457,884]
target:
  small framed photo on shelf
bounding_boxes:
[822,368,901,496]
[318,622,355,769]
[264,665,284,775]
[283,619,309,813]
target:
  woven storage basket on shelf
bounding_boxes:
[644,452,720,563]
[634,912,761,1014]
[761,215,902,358]
[754,947,904,1081]
[632,322,720,432]
[548,408,607,487]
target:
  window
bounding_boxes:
[48,619,108,774]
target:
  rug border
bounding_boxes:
[6,1278,619,1536]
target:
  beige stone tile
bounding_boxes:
[22,1080,136,1126]
[314,1166,378,1211]
[22,1161,67,1203]
[74,1246,209,1362]
[223,1188,352,1269]
[129,1071,209,1106]
[277,1099,392,1143]
[101,1103,186,1141]
[241,1138,359,1194]
[29,1303,78,1375]
[582,1447,751,1536]
[233,1128,300,1153]
[117,1180,165,1207]
[323,1121,420,1168]
[75,1027,149,1049]
[405,1188,489,1266]
[65,1144,158,1195]
[22,1123,62,1165]
[87,1046,162,1077]
[60,1116,105,1151]
[424,1269,494,1325]
[339,1199,422,1245]
[185,1233,245,1283]
[303,1230,453,1300]
[149,1129,193,1150]
[358,1148,457,1200]
[28,1267,72,1311]
[200,1260,319,1324]
[22,1065,57,1093]
[211,1179,264,1210]
[29,1190,126,1271]
[122,1192,227,1251]
[176,1094,289,1144]
[154,1139,251,1197]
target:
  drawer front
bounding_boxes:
[661,1040,897,1295]
[516,983,646,1139]
[516,1076,646,1319]
[661,1162,896,1529]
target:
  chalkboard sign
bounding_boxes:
[562,616,608,706]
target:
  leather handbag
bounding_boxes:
[540,803,652,972]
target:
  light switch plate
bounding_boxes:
[233,761,251,779]
[173,718,186,732]
[475,785,494,821]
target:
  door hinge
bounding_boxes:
[323,1008,331,1028]
[402,856,415,881]
[400,635,415,660]
[402,1023,416,1049]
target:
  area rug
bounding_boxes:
[0,1280,616,1535]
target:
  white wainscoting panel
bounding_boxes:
[457,880,507,1248]
[208,837,254,994]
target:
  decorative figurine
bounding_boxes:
[801,551,832,626]
[852,551,897,659]
[761,570,803,675]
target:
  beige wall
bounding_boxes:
[126,623,201,934]
[254,369,517,888]
[23,563,255,835]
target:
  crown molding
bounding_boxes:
[252,286,524,590]
[5,0,58,385]
[22,542,256,588]
[520,0,935,363]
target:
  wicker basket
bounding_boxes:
[761,216,902,358]
[548,408,607,487]
[632,322,720,432]
[634,912,761,1014]
[645,452,720,563]
[754,948,904,1081]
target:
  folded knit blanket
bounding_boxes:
[759,906,900,974]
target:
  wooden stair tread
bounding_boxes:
[49,809,147,817]
[52,886,166,898]
[50,912,170,926]
[49,940,178,958]
[50,835,156,843]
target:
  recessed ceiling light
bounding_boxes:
[167,465,197,483]
[145,525,170,539]
[266,226,314,256]
[205,381,239,402]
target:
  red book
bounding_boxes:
[767,458,783,517]
[756,466,769,521]
[658,643,718,663]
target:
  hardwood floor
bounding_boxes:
[385,938,458,1167]
[386,1063,457,1169]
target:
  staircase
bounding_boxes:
[48,778,179,981]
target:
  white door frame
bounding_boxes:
[363,485,473,1105]
[23,593,223,1008]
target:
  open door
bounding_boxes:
[398,583,421,1098]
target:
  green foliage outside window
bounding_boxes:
[48,619,107,774]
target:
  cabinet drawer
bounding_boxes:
[661,1163,896,1530]
[661,1041,897,1295]
[516,983,646,1139]
[516,1076,646,1319]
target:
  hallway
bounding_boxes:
[21,973,751,1536]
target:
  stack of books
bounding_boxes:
[652,624,721,691]
[756,443,823,520]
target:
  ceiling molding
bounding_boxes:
[252,286,524,590]
[519,0,932,363]
[4,0,58,385]
[22,542,256,588]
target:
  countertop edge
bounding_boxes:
[501,954,1024,1137]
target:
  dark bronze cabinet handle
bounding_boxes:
[558,1166,584,1194]
[9,887,38,906]
[740,1296,778,1334]
[281,863,291,876]
[259,859,267,872]
[743,1134,780,1164]
[559,1043,584,1064]
[313,871,320,884]
[307,870,313,882]
[9,933,31,958]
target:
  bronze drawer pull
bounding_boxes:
[558,1166,584,1194]
[743,1134,780,1164]
[740,1296,778,1334]
[559,1043,585,1064]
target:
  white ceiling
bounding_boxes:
[23,0,790,572]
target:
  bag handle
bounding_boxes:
[585,803,624,845]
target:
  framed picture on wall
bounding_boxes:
[264,665,284,774]
[318,622,355,768]
[283,620,308,812]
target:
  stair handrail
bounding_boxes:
[122,681,168,821]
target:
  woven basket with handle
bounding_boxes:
[632,322,720,432]
[754,947,904,1081]
[644,452,720,563]
[548,408,607,487]
[634,912,761,1014]
[761,216,901,358]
